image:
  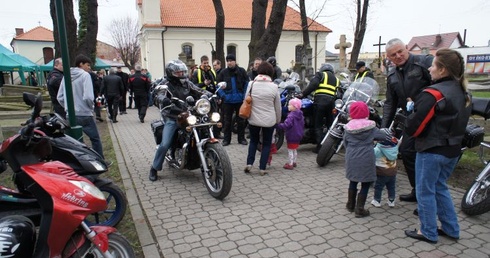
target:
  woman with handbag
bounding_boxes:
[243,62,282,176]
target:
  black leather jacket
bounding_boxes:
[381,54,433,128]
[156,78,211,120]
[101,74,125,97]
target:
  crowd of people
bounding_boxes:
[48,41,470,244]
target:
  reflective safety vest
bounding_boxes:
[315,72,339,96]
[197,68,217,89]
[354,71,368,82]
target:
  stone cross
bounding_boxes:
[334,34,351,69]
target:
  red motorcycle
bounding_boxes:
[0,95,134,257]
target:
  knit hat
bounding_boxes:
[349,101,369,119]
[226,54,236,61]
[355,61,366,70]
[289,98,302,110]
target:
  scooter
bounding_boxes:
[0,94,135,257]
[7,92,128,227]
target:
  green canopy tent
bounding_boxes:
[0,44,39,85]
[41,57,111,72]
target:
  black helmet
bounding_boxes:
[165,60,188,83]
[319,63,334,73]
[266,56,277,66]
[0,216,36,258]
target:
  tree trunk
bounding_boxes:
[248,0,268,64]
[77,0,98,64]
[253,0,288,61]
[348,0,369,70]
[212,0,225,66]
[50,0,78,65]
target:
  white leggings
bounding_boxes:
[287,149,297,165]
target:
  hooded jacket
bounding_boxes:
[374,143,398,176]
[343,119,391,182]
[277,109,304,144]
[57,67,95,117]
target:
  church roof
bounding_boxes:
[13,26,54,42]
[152,0,331,32]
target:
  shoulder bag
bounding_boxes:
[239,82,254,119]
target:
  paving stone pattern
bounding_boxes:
[111,107,490,258]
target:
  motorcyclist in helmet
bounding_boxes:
[298,63,340,153]
[266,56,283,81]
[149,59,211,181]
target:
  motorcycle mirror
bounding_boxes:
[23,92,37,107]
[23,92,43,120]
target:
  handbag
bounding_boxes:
[239,82,254,119]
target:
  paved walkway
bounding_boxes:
[110,107,490,258]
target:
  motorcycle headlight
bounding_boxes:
[69,180,105,200]
[195,99,211,115]
[89,160,106,171]
[187,115,197,125]
[335,99,344,109]
[211,112,220,122]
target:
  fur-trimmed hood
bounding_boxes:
[344,119,376,134]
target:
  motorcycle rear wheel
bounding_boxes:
[461,171,490,216]
[316,134,341,167]
[202,143,233,200]
[71,232,135,258]
[85,182,127,227]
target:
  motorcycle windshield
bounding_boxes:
[342,77,379,105]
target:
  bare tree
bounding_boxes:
[248,0,288,65]
[108,16,140,69]
[348,0,370,70]
[212,0,225,66]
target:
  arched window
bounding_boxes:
[295,45,303,64]
[182,44,193,59]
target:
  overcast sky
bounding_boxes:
[1,0,489,54]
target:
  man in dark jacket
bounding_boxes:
[381,38,433,204]
[247,57,262,80]
[47,58,66,118]
[216,54,250,146]
[128,65,151,123]
[300,63,339,153]
[354,61,374,81]
[101,68,125,123]
[116,66,129,111]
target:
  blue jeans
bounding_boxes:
[76,116,104,158]
[416,152,460,241]
[152,118,178,171]
[247,125,274,170]
[373,175,396,202]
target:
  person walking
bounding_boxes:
[128,65,151,123]
[243,62,282,176]
[343,101,392,218]
[371,139,399,208]
[216,54,250,146]
[149,60,210,181]
[46,57,66,118]
[381,38,433,204]
[57,54,104,158]
[299,63,339,153]
[404,48,471,244]
[276,98,304,170]
[116,67,129,113]
[101,68,125,123]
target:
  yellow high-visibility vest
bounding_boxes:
[314,72,339,96]
[197,68,217,89]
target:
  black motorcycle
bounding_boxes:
[151,84,233,200]
[316,77,381,167]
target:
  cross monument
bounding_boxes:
[334,35,352,69]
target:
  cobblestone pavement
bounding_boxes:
[110,107,490,258]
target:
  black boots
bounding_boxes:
[355,194,370,218]
[346,189,357,212]
[149,167,157,181]
[399,189,417,202]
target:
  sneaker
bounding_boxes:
[259,170,268,176]
[371,199,381,207]
[244,165,252,173]
[283,163,294,170]
[387,200,395,207]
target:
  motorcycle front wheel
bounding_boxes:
[316,134,341,167]
[461,169,490,216]
[85,182,127,227]
[202,143,233,200]
[72,232,135,257]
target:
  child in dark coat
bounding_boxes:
[276,98,304,170]
[343,101,391,217]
